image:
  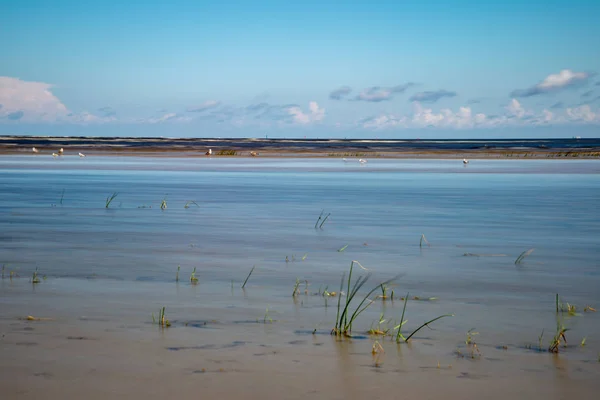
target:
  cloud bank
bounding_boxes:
[408,90,457,103]
[510,69,592,98]
[359,99,599,130]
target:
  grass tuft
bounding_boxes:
[514,248,534,264]
[190,267,199,284]
[31,268,41,284]
[184,200,199,208]
[331,260,400,337]
[154,307,171,327]
[105,192,119,208]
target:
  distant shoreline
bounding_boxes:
[1,135,599,159]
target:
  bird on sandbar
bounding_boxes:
[463,158,469,164]
[32,147,39,153]
[79,152,86,157]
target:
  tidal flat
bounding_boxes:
[1,156,599,399]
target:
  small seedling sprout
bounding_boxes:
[190,267,199,284]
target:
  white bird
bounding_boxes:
[32,147,39,153]
[205,148,212,156]
[58,148,64,155]
[342,158,348,162]
[52,153,58,157]
[79,152,86,157]
[463,158,469,164]
[359,158,367,164]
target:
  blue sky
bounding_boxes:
[1,0,599,138]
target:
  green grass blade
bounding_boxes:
[405,314,454,342]
[396,292,409,342]
[515,248,535,264]
[241,265,255,289]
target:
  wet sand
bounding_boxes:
[2,279,599,400]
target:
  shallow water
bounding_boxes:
[1,156,600,398]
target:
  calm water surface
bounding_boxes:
[1,156,599,359]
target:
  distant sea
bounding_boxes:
[1,136,599,152]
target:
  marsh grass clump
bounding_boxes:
[242,265,255,289]
[190,267,199,284]
[331,260,399,337]
[514,248,534,264]
[105,192,119,208]
[262,306,273,323]
[368,313,390,336]
[556,294,579,316]
[376,284,390,300]
[153,307,171,327]
[549,321,568,353]
[464,329,482,358]
[31,268,41,284]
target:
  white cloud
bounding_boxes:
[287,101,325,124]
[186,100,221,112]
[143,113,192,124]
[360,99,600,130]
[506,99,525,118]
[0,76,69,122]
[510,69,592,97]
[0,76,114,124]
[566,105,598,122]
